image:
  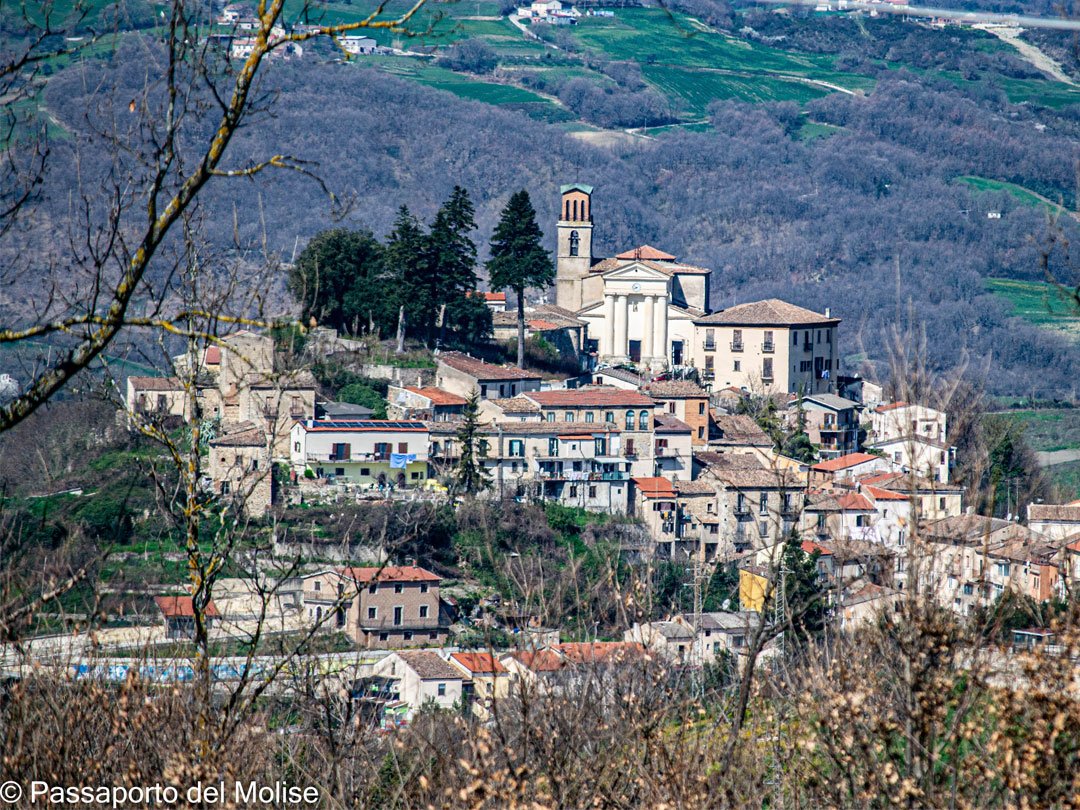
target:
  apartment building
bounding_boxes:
[871,401,948,444]
[692,299,840,395]
[289,420,430,488]
[643,379,711,445]
[301,566,448,648]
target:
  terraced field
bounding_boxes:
[985,278,1080,338]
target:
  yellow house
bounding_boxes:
[450,652,513,720]
[739,566,772,613]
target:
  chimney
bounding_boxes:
[825,307,831,318]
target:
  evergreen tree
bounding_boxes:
[383,205,429,345]
[425,186,480,344]
[454,391,490,495]
[781,395,818,464]
[781,535,828,643]
[486,189,554,368]
[288,228,388,336]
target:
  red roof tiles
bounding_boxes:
[450,652,507,675]
[615,245,677,261]
[404,386,467,407]
[155,595,220,618]
[525,388,655,408]
[632,477,676,499]
[438,351,543,381]
[812,453,882,472]
[336,565,440,583]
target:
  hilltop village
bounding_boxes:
[114,184,1078,724]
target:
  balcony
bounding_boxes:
[802,341,813,351]
[306,451,427,464]
[761,374,774,383]
[762,341,775,353]
[730,341,744,352]
[702,339,716,351]
[734,505,752,519]
[359,618,447,632]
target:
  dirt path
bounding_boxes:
[975,24,1078,86]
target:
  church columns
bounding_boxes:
[614,294,629,360]
[642,294,655,360]
[654,294,668,366]
[603,293,616,357]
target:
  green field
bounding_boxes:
[1047,460,1080,501]
[985,278,1080,338]
[957,176,1069,215]
[1003,409,1080,452]
[798,120,844,141]
[642,64,829,113]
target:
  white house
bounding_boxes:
[867,434,955,484]
[871,401,948,444]
[370,651,467,720]
[340,34,377,54]
[289,419,429,488]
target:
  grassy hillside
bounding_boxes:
[985,278,1080,339]
[957,176,1070,216]
[1003,409,1080,452]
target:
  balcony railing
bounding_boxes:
[359,618,447,631]
[703,339,716,351]
[730,341,744,352]
[762,341,775,353]
[734,505,751,519]
[306,452,427,464]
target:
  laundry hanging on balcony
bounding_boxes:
[390,453,417,468]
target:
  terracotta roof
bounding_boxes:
[590,257,712,277]
[695,299,839,327]
[1028,504,1080,523]
[155,595,219,618]
[615,244,676,261]
[525,387,655,408]
[482,292,506,302]
[210,421,265,448]
[812,453,882,473]
[632,476,676,499]
[869,434,951,451]
[553,641,646,665]
[674,479,715,495]
[531,304,586,328]
[801,540,833,556]
[711,414,772,447]
[128,376,182,392]
[403,386,467,407]
[488,396,541,414]
[874,401,909,412]
[450,652,507,675]
[205,346,222,364]
[654,414,691,433]
[504,649,566,672]
[437,351,543,381]
[863,485,909,502]
[335,565,440,583]
[696,452,802,489]
[528,318,562,331]
[645,380,709,399]
[396,651,463,680]
[836,492,875,511]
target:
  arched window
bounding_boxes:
[638,410,650,430]
[625,410,635,430]
[564,199,570,220]
[572,199,579,221]
[569,230,579,257]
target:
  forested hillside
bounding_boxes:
[12,3,1080,397]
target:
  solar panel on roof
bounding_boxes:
[310,420,426,430]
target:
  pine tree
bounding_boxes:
[384,205,428,346]
[486,189,554,368]
[454,391,490,495]
[426,186,480,344]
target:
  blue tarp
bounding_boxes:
[389,453,417,469]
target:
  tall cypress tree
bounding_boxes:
[426,186,479,344]
[454,391,490,495]
[384,205,428,345]
[487,189,554,368]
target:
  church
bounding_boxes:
[554,184,712,372]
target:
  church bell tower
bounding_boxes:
[555,183,594,312]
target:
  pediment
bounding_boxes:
[601,262,671,282]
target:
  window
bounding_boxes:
[736,493,746,513]
[763,330,774,351]
[332,442,350,460]
[585,411,594,423]
[625,438,635,456]
[594,437,606,455]
[403,631,413,641]
[368,584,377,594]
[335,468,345,477]
[638,410,650,430]
[734,360,741,372]
[361,467,370,477]
[221,481,230,495]
[589,485,597,498]
[437,683,446,697]
[625,410,635,430]
[856,514,869,527]
[430,632,438,640]
[564,411,574,422]
[569,484,578,498]
[368,607,377,620]
[762,358,773,381]
[293,441,300,452]
[816,513,826,530]
[419,605,429,619]
[732,329,743,349]
[393,606,403,626]
[705,356,715,373]
[379,632,388,641]
[963,584,974,596]
[548,438,558,456]
[893,452,902,463]
[394,583,404,594]
[569,230,580,256]
[509,439,524,457]
[698,426,705,439]
[782,493,793,513]
[793,332,798,345]
[668,402,676,414]
[759,521,769,537]
[698,402,706,415]
[605,411,614,423]
[939,497,946,511]
[996,562,1011,577]
[732,634,746,649]
[420,583,429,593]
[397,442,407,453]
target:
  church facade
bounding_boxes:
[554,184,711,372]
